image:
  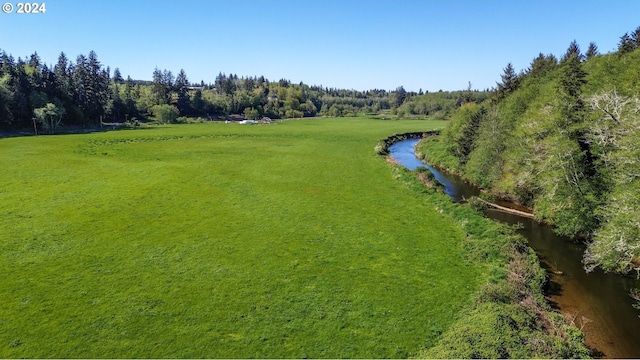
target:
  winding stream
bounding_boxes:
[389,138,640,358]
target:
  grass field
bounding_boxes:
[0,118,488,358]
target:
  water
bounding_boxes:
[389,138,640,358]
[388,138,477,201]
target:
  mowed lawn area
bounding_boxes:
[1,118,485,358]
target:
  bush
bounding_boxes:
[151,104,179,124]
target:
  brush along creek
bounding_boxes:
[389,137,640,359]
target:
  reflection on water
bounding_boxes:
[388,138,477,201]
[389,139,640,358]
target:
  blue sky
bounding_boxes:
[1,0,638,91]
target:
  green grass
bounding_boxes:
[0,118,487,358]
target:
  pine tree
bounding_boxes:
[174,69,190,115]
[151,67,166,104]
[86,51,110,122]
[557,48,588,133]
[0,74,14,126]
[494,63,520,101]
[542,47,601,237]
[527,53,558,78]
[618,33,635,54]
[28,52,41,69]
[112,68,123,83]
[586,42,599,59]
[11,58,32,122]
[632,26,640,49]
[53,52,70,102]
[561,40,583,63]
[393,86,407,107]
[72,54,88,119]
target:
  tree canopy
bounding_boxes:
[418,25,640,275]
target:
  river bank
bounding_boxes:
[377,134,590,358]
[386,136,640,358]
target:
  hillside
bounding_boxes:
[418,28,640,275]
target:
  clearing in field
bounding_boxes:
[0,118,486,358]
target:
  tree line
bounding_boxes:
[419,25,640,275]
[0,49,488,132]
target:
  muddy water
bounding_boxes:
[389,138,640,358]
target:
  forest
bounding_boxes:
[0,49,487,132]
[418,26,640,275]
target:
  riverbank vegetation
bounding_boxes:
[378,135,589,358]
[417,26,640,275]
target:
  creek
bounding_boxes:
[389,138,640,358]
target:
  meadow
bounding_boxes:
[0,118,488,358]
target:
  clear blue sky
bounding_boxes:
[1,0,638,92]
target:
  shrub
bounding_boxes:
[151,104,179,123]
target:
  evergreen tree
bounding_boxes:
[527,53,558,77]
[618,33,635,54]
[0,74,14,126]
[586,42,599,59]
[112,68,124,83]
[86,51,110,122]
[561,40,583,62]
[28,52,41,69]
[122,76,138,118]
[494,63,520,101]
[394,86,407,107]
[540,47,600,237]
[0,51,15,76]
[191,89,205,114]
[40,64,56,97]
[175,69,190,114]
[11,58,33,123]
[53,52,71,102]
[151,67,166,104]
[632,26,640,49]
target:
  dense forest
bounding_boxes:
[418,26,640,275]
[0,49,487,132]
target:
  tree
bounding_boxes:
[112,68,123,83]
[394,86,407,107]
[28,52,41,69]
[535,48,599,237]
[618,33,635,54]
[53,52,71,104]
[583,90,640,274]
[557,47,588,138]
[162,69,174,104]
[86,51,111,122]
[151,67,174,105]
[174,69,190,114]
[191,89,205,114]
[586,42,599,59]
[494,63,520,101]
[151,104,179,123]
[9,58,32,122]
[243,106,259,120]
[445,103,485,165]
[632,26,640,49]
[0,74,13,126]
[527,53,558,78]
[561,40,583,63]
[69,51,111,123]
[34,102,65,133]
